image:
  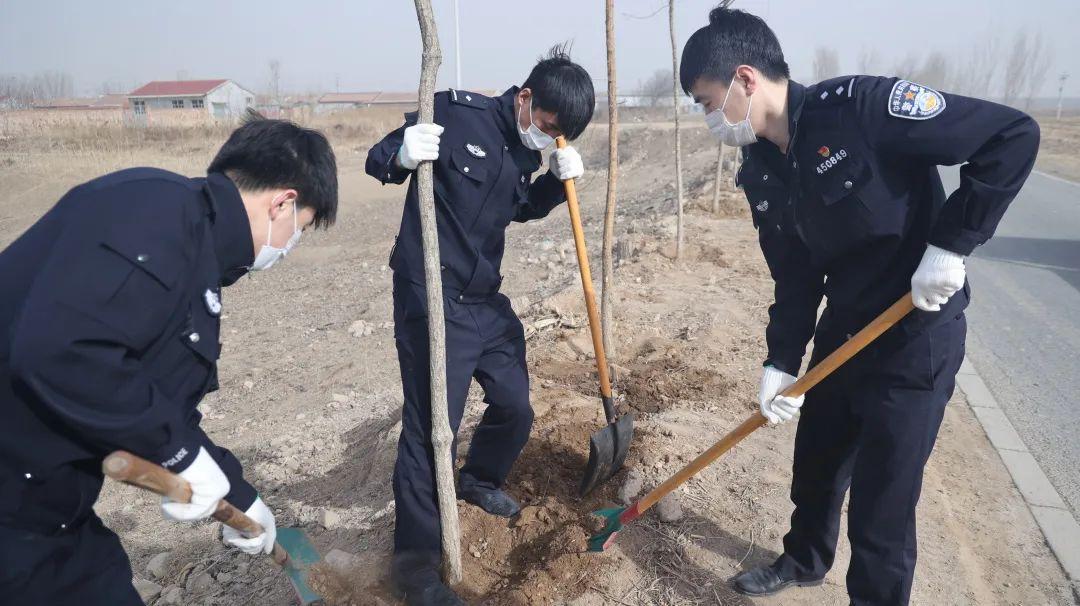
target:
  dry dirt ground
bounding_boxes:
[1032,114,1080,182]
[0,109,1076,606]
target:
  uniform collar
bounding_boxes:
[204,172,255,285]
[494,86,542,172]
[786,80,806,149]
[745,80,806,161]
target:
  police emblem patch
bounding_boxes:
[465,143,486,158]
[888,80,945,120]
[203,288,222,316]
[755,200,769,212]
[817,146,831,157]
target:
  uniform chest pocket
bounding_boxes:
[450,148,488,184]
[738,162,787,230]
[182,297,221,364]
[799,155,887,259]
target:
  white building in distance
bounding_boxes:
[127,79,254,118]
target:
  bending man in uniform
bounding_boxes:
[366,47,594,605]
[0,116,338,606]
[680,6,1039,606]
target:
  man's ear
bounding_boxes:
[735,65,758,95]
[268,190,299,220]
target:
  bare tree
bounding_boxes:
[711,143,724,214]
[1023,32,1052,110]
[669,0,684,260]
[410,0,462,586]
[601,0,618,360]
[914,52,952,91]
[889,53,922,82]
[812,47,841,82]
[1003,29,1053,108]
[638,69,673,107]
[857,47,881,74]
[953,34,1001,97]
[268,59,282,105]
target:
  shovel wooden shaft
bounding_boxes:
[556,136,615,416]
[103,451,288,566]
[630,293,917,517]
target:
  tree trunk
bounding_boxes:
[669,0,684,260]
[411,0,462,586]
[711,142,724,214]
[601,0,618,363]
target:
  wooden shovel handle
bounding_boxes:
[632,293,916,516]
[103,451,288,565]
[556,136,616,419]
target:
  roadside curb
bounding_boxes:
[957,357,1080,586]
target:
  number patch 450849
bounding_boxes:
[816,148,848,175]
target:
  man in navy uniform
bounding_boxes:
[679,6,1039,606]
[366,46,594,605]
[0,116,338,605]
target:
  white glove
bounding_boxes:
[223,497,277,555]
[397,123,443,170]
[759,366,804,425]
[911,244,966,312]
[549,146,584,180]
[161,447,230,521]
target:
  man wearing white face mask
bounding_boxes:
[679,6,1039,605]
[367,45,594,606]
[0,114,338,605]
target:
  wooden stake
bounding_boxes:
[601,0,618,364]
[712,142,724,214]
[411,0,462,585]
[669,0,685,260]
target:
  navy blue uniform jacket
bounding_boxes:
[737,76,1039,375]
[365,87,566,298]
[0,169,258,533]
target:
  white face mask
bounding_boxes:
[250,200,301,272]
[517,97,554,151]
[706,76,757,147]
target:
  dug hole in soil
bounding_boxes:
[307,324,736,605]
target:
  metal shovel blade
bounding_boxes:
[579,413,635,497]
[276,527,325,605]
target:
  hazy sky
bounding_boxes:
[2,0,1078,98]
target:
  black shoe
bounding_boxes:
[391,561,465,606]
[731,564,824,597]
[458,485,521,518]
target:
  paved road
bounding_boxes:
[940,168,1080,518]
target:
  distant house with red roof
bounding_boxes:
[127,79,254,118]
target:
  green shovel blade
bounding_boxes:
[276,527,324,605]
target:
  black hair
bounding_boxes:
[679,3,790,95]
[209,111,338,229]
[522,44,595,140]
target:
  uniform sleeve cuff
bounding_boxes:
[929,229,983,257]
[763,356,801,377]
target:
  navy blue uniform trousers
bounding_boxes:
[391,278,533,557]
[0,514,142,605]
[775,311,966,606]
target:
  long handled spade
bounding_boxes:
[103,451,324,605]
[556,136,635,497]
[589,293,916,551]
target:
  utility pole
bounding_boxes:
[453,0,462,89]
[1057,73,1069,120]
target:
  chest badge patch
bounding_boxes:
[815,147,848,175]
[888,80,946,120]
[465,143,486,158]
[755,200,769,213]
[203,289,222,316]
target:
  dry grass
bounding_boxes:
[0,106,407,175]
